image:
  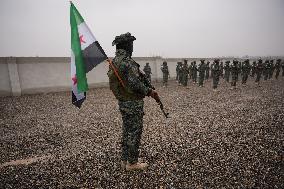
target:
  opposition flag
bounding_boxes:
[70,2,107,108]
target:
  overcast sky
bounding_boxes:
[0,0,283,58]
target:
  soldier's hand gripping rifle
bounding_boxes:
[140,72,169,118]
[108,58,169,119]
[152,92,169,118]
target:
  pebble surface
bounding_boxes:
[0,77,283,188]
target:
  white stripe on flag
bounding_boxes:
[78,22,97,50]
[71,51,85,101]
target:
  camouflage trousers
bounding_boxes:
[263,71,268,80]
[182,75,188,86]
[255,72,262,82]
[275,69,280,79]
[163,74,169,86]
[119,100,144,164]
[178,73,183,84]
[205,70,209,80]
[212,75,219,89]
[198,74,205,86]
[242,73,249,84]
[192,72,197,83]
[251,70,255,77]
[224,71,230,82]
[268,70,274,79]
[231,75,238,86]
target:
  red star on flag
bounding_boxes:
[72,76,77,85]
[79,35,86,44]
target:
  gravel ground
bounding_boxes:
[0,76,283,189]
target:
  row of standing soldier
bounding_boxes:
[175,58,283,89]
[143,58,284,89]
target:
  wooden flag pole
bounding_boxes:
[107,59,126,88]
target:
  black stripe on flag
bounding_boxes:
[72,91,86,108]
[83,41,108,73]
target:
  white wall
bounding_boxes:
[0,61,11,96]
[0,56,282,96]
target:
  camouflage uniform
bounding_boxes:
[198,60,206,87]
[189,62,193,80]
[282,61,284,77]
[176,62,182,83]
[237,61,242,81]
[205,61,210,80]
[220,62,224,78]
[224,61,230,82]
[211,59,220,89]
[108,33,153,164]
[251,61,256,77]
[143,63,152,83]
[181,60,190,86]
[241,59,251,84]
[274,59,281,79]
[231,60,239,88]
[161,61,169,87]
[210,62,214,78]
[263,60,269,80]
[192,61,198,83]
[268,60,274,79]
[255,59,263,83]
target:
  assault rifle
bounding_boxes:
[140,72,169,119]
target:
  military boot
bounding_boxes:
[126,162,148,171]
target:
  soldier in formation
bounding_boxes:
[108,32,159,171]
[224,61,230,82]
[191,61,198,83]
[255,59,264,84]
[181,59,190,86]
[211,59,221,90]
[274,59,281,79]
[205,61,210,80]
[220,61,224,78]
[241,59,251,84]
[198,59,206,87]
[237,61,242,81]
[188,62,193,80]
[231,60,239,89]
[282,61,284,77]
[143,63,152,83]
[268,60,274,79]
[251,61,256,77]
[161,61,169,87]
[176,62,182,83]
[263,60,269,81]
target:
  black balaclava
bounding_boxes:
[116,41,133,57]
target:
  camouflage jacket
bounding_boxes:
[197,63,206,74]
[161,65,169,75]
[181,64,190,75]
[242,63,251,74]
[107,49,152,101]
[211,63,220,76]
[275,62,281,70]
[176,64,182,74]
[230,64,239,76]
[143,65,152,75]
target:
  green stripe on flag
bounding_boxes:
[71,3,84,25]
[70,3,88,92]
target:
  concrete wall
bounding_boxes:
[0,56,283,96]
[0,56,181,96]
[0,60,11,96]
